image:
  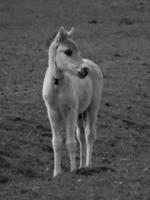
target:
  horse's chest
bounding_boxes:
[44,83,76,111]
[43,74,92,115]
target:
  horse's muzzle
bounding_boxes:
[77,67,89,79]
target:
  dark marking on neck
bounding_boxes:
[52,77,60,85]
[52,60,61,85]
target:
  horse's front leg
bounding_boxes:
[66,110,77,172]
[76,116,86,169]
[47,106,63,177]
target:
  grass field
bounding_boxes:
[0,0,150,199]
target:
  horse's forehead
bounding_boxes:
[61,39,78,51]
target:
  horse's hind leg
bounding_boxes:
[76,113,86,168]
[85,109,97,167]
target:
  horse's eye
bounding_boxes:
[64,49,72,56]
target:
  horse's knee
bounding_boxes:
[66,139,76,154]
[85,126,96,144]
[52,137,63,152]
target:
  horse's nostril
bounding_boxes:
[83,67,89,75]
[77,67,89,79]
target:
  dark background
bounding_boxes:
[0,0,150,199]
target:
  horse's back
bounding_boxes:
[82,58,103,79]
[82,58,103,92]
[71,58,103,114]
[82,58,103,111]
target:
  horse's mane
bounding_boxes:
[46,32,57,48]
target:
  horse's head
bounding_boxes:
[48,26,89,79]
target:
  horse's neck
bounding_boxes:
[48,51,61,79]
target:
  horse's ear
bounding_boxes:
[55,26,67,43]
[67,27,75,37]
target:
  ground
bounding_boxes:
[0,0,150,199]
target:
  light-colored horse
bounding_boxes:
[42,27,103,177]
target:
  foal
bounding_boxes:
[42,27,103,177]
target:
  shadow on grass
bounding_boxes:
[75,166,116,176]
